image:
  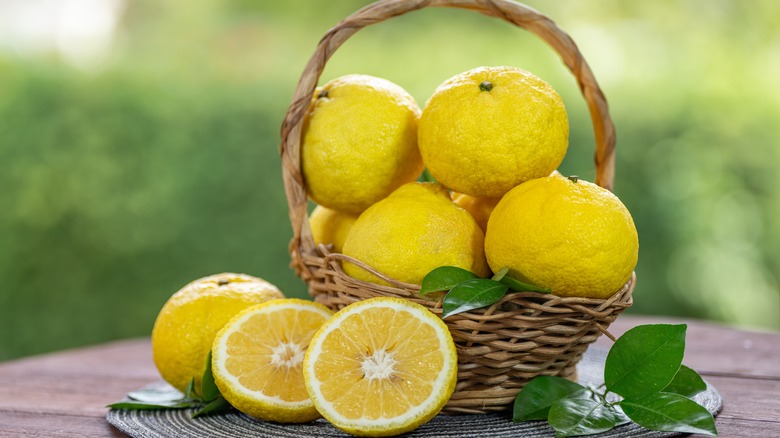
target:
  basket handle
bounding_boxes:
[280,0,616,262]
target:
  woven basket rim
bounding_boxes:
[305,243,635,338]
[317,243,635,306]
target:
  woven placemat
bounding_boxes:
[106,346,722,437]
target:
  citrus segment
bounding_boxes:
[303,297,458,437]
[211,299,334,423]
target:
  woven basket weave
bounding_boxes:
[280,0,635,415]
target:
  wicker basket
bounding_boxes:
[280,0,635,415]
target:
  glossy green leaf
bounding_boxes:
[549,396,617,437]
[663,364,707,398]
[192,396,232,418]
[613,406,632,426]
[498,273,551,293]
[127,385,187,404]
[621,392,718,436]
[442,279,508,318]
[513,376,586,422]
[605,324,686,399]
[420,266,478,296]
[108,383,202,410]
[201,350,221,402]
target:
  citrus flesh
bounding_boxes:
[303,297,458,437]
[485,176,638,298]
[418,66,568,198]
[302,74,424,214]
[308,205,359,253]
[211,298,334,423]
[342,182,489,285]
[151,273,284,393]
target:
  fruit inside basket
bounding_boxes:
[280,0,637,415]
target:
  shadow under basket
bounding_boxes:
[279,0,635,414]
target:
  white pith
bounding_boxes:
[361,349,398,380]
[305,299,456,429]
[271,341,305,369]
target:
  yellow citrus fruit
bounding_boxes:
[418,66,569,198]
[485,176,638,298]
[452,170,563,232]
[308,205,359,253]
[302,74,424,214]
[342,182,489,285]
[451,192,500,233]
[211,298,334,423]
[303,297,457,437]
[151,273,284,393]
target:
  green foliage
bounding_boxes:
[108,350,231,417]
[514,324,717,437]
[442,278,508,318]
[419,266,478,296]
[0,0,778,360]
[420,265,550,318]
[513,376,585,422]
[0,66,305,360]
[604,324,686,399]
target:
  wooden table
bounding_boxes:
[0,315,778,437]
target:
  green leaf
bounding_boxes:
[513,376,586,422]
[613,406,632,426]
[491,267,509,281]
[621,392,718,436]
[107,384,203,410]
[442,278,508,318]
[498,273,551,293]
[604,324,687,399]
[185,378,197,400]
[420,266,478,296]
[126,385,187,404]
[108,400,201,410]
[201,350,221,402]
[192,396,232,418]
[663,364,707,398]
[418,168,437,183]
[549,395,617,437]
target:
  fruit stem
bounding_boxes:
[318,89,329,98]
[479,81,493,92]
[568,175,579,183]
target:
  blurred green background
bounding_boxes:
[1,0,778,361]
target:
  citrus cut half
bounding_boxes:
[211,298,334,423]
[303,297,458,437]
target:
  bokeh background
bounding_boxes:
[1,0,778,361]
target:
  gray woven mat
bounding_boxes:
[106,346,722,437]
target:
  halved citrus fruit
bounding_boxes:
[303,297,458,437]
[211,298,334,423]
